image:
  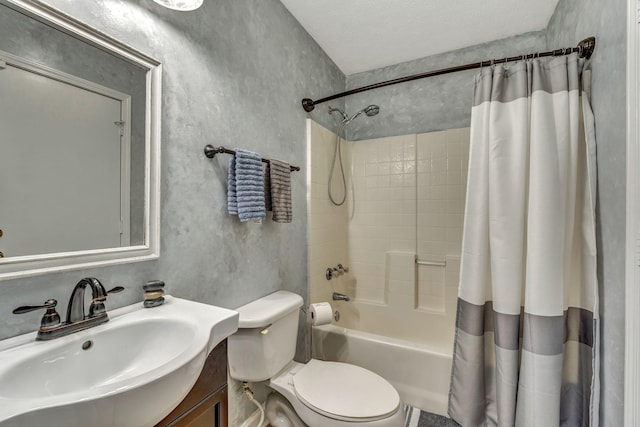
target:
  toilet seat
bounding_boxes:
[292,359,400,422]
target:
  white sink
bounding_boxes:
[0,296,238,427]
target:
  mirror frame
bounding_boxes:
[626,0,640,423]
[0,0,161,280]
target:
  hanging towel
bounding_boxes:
[269,159,292,223]
[232,148,266,222]
[264,163,272,212]
[227,156,238,215]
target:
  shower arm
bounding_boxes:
[301,37,596,112]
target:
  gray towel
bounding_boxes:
[264,163,272,212]
[232,148,266,222]
[269,159,292,223]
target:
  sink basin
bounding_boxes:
[0,296,238,427]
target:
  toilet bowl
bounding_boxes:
[227,291,404,427]
[268,360,404,426]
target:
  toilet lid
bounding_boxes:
[292,359,400,422]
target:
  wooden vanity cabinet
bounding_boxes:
[155,340,228,427]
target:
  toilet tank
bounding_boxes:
[227,291,303,382]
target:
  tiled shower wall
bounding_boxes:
[416,128,469,312]
[348,128,469,315]
[348,134,417,303]
[307,120,350,305]
[308,119,470,346]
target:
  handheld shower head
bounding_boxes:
[346,104,381,123]
[328,104,380,124]
[326,104,381,207]
[364,105,380,116]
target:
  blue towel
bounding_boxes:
[232,148,266,222]
[227,156,238,215]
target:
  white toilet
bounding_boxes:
[227,290,405,427]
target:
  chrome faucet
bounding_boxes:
[332,292,350,302]
[13,277,124,341]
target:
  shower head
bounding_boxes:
[328,104,381,125]
[364,105,380,117]
[346,104,381,123]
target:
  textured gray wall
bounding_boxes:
[0,0,343,352]
[0,2,343,421]
[546,0,627,424]
[343,31,547,140]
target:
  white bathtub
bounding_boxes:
[311,324,453,416]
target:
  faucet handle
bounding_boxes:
[93,286,125,302]
[13,299,61,330]
[13,298,57,314]
[89,286,124,318]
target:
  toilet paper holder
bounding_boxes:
[309,302,333,326]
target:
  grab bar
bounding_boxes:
[415,258,446,267]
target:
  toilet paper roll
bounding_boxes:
[309,302,333,326]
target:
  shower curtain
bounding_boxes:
[448,53,599,427]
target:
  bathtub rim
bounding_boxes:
[312,323,453,358]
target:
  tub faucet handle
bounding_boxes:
[326,268,334,280]
[337,264,349,273]
[327,264,350,280]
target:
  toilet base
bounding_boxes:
[265,392,306,427]
[268,361,405,427]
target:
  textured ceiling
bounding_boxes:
[279,0,560,75]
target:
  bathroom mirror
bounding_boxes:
[0,0,161,280]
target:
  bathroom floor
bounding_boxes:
[405,406,460,427]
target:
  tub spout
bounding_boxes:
[332,292,350,302]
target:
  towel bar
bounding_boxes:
[204,145,300,172]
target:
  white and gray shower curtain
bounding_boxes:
[448,53,599,427]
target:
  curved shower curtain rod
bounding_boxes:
[301,37,596,112]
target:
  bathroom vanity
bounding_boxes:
[155,340,228,427]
